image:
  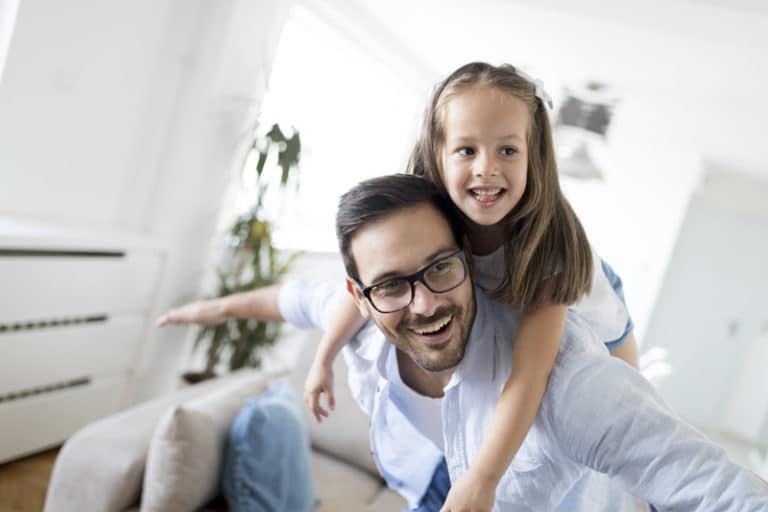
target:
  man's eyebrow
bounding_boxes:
[367,246,459,285]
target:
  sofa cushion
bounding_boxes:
[310,450,406,512]
[221,381,315,512]
[140,371,273,512]
[288,329,380,478]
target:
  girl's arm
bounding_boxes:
[304,292,367,422]
[442,302,566,512]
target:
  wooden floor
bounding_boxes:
[0,448,59,512]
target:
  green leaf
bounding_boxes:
[266,123,285,143]
[255,150,268,177]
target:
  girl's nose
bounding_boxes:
[473,152,498,177]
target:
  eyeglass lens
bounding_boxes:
[368,253,466,313]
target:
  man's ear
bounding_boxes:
[345,277,371,319]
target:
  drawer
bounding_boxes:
[0,247,164,323]
[0,376,125,463]
[0,316,144,395]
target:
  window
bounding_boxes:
[247,5,424,252]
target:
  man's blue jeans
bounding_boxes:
[404,458,450,512]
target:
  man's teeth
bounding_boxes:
[471,188,503,201]
[414,316,452,335]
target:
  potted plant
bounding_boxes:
[183,124,302,384]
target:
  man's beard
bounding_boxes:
[395,296,476,372]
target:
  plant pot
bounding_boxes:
[181,370,216,385]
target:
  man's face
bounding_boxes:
[346,202,475,372]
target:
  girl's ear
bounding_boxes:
[345,278,371,319]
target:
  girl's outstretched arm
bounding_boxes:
[441,302,566,512]
[304,292,367,423]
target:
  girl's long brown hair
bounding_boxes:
[408,62,592,309]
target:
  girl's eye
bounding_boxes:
[457,147,475,156]
[501,146,517,156]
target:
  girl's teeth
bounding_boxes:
[471,188,503,201]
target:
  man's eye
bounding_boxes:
[457,147,475,156]
[432,261,452,273]
[428,259,457,277]
[373,279,408,296]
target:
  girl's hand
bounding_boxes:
[155,300,226,327]
[303,358,335,423]
[440,470,496,512]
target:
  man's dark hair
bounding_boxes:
[336,173,464,283]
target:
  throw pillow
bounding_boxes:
[140,371,272,512]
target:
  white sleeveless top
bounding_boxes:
[471,245,629,344]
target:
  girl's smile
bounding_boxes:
[468,186,507,208]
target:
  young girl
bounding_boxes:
[305,62,639,512]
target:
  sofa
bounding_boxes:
[43,328,407,512]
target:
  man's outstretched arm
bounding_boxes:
[155,285,284,327]
[549,345,768,511]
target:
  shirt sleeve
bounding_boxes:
[569,248,631,346]
[546,341,768,510]
[277,277,343,331]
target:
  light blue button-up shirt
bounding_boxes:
[279,278,768,511]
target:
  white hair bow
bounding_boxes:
[515,68,554,111]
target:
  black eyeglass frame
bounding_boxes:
[355,249,468,314]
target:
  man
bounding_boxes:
[159,174,768,510]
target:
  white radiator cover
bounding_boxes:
[0,218,166,462]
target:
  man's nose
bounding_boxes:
[473,151,497,177]
[410,281,440,316]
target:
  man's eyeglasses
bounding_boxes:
[356,250,468,313]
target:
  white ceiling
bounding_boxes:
[315,0,768,179]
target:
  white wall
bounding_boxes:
[643,170,768,443]
[0,0,292,404]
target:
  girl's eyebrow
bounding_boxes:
[447,133,524,143]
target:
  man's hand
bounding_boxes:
[440,469,496,512]
[155,299,227,327]
[303,358,335,423]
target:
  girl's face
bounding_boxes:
[439,85,529,228]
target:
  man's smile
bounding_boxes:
[407,314,455,345]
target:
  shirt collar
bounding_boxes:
[444,287,494,391]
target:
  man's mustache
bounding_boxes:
[405,306,457,329]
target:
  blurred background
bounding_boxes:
[1,0,767,478]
